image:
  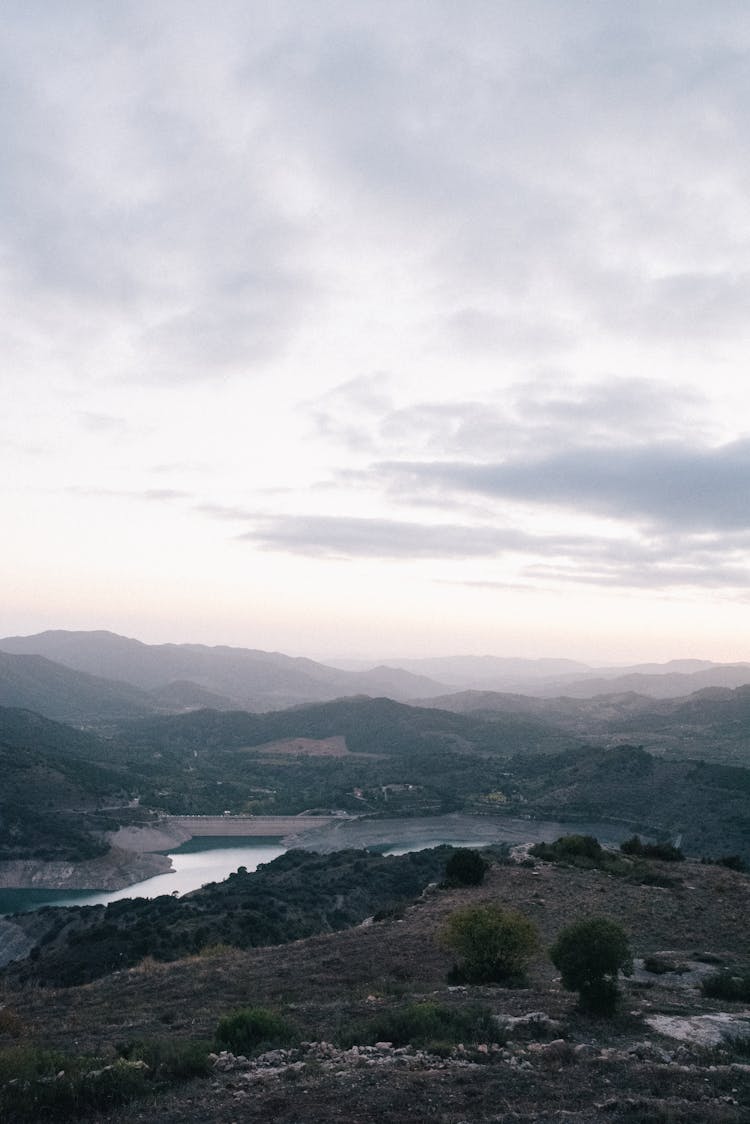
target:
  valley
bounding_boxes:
[3,630,750,1121]
[2,630,750,895]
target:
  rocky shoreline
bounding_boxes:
[0,845,172,891]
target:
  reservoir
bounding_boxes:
[0,813,632,917]
[0,837,286,916]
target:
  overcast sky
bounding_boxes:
[4,1,750,663]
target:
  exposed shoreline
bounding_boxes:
[0,812,629,892]
[288,812,629,853]
[0,846,172,891]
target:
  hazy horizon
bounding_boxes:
[4,3,750,665]
[0,622,743,672]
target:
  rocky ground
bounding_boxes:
[0,845,171,892]
[2,853,750,1121]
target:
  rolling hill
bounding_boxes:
[0,630,449,711]
[423,684,750,764]
[0,706,135,862]
[0,650,161,724]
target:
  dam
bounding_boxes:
[166,814,341,837]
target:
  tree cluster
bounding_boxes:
[439,903,631,1014]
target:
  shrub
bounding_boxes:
[550,917,632,1015]
[631,868,680,888]
[702,971,750,1002]
[444,848,488,887]
[530,835,603,864]
[620,836,684,861]
[338,1001,503,1050]
[0,1036,214,1122]
[713,855,747,872]
[118,1039,212,1080]
[648,842,684,861]
[438,904,539,984]
[215,1007,297,1055]
[0,1046,150,1122]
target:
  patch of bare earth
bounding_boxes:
[243,736,350,757]
[4,858,750,1122]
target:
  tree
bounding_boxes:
[444,848,488,887]
[550,917,632,1014]
[438,904,539,983]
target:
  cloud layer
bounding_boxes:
[4,2,750,653]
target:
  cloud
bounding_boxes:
[305,373,393,451]
[196,502,256,521]
[78,413,130,434]
[7,1,750,648]
[250,2,750,358]
[67,485,189,503]
[442,308,574,357]
[376,437,750,533]
[236,509,750,595]
[311,374,711,463]
[240,514,549,560]
[5,3,750,405]
[0,4,318,388]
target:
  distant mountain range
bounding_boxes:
[424,683,750,764]
[1,631,749,728]
[334,655,593,690]
[530,664,750,699]
[0,630,448,716]
[354,654,750,700]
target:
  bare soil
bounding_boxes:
[242,736,353,757]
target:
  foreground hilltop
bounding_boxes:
[3,845,750,1122]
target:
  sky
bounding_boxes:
[3,1,750,664]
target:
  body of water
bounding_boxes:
[0,837,285,917]
[0,816,632,917]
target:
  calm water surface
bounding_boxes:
[0,817,630,917]
[0,837,285,916]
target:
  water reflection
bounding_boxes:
[0,838,286,916]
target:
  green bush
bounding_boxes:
[438,904,539,984]
[215,1007,298,1055]
[338,1001,503,1049]
[0,1037,213,1122]
[620,836,684,861]
[715,854,746,872]
[702,971,750,1002]
[118,1038,212,1080]
[444,848,488,887]
[550,917,632,1015]
[0,1046,150,1122]
[530,835,603,864]
[529,835,680,886]
[630,868,680,888]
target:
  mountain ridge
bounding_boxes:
[0,630,449,711]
